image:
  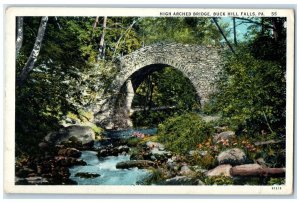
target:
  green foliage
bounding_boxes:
[134,67,201,111]
[192,153,217,169]
[204,176,234,185]
[126,137,141,147]
[131,109,177,128]
[131,67,201,127]
[210,18,286,138]
[137,17,222,45]
[66,112,80,122]
[267,178,285,185]
[254,142,286,168]
[15,16,223,157]
[142,168,166,185]
[90,124,103,137]
[78,109,93,121]
[211,48,285,136]
[157,113,214,155]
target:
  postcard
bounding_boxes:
[4,7,294,195]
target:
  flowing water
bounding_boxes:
[69,128,157,185]
[69,151,151,185]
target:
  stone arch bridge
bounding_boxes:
[95,43,222,129]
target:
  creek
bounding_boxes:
[69,128,157,185]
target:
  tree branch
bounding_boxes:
[262,110,274,134]
[54,17,62,30]
[112,20,137,59]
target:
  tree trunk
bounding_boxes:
[98,16,107,60]
[233,17,237,46]
[16,17,24,56]
[17,16,48,87]
[260,18,265,34]
[230,165,285,177]
[148,75,154,110]
[93,16,99,29]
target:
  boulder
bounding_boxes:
[25,176,49,184]
[145,141,165,150]
[166,158,180,171]
[179,165,193,176]
[191,165,208,174]
[15,176,49,185]
[97,145,129,157]
[38,142,49,150]
[54,156,87,167]
[50,166,72,184]
[75,172,100,179]
[44,125,95,147]
[116,160,156,169]
[149,148,172,161]
[162,176,199,185]
[217,148,247,165]
[206,164,232,177]
[15,167,35,178]
[66,125,95,144]
[213,131,236,142]
[58,148,81,158]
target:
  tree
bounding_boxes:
[97,16,107,60]
[16,17,24,56]
[209,17,286,137]
[233,17,237,45]
[137,17,223,45]
[17,16,48,86]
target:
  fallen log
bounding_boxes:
[230,164,285,177]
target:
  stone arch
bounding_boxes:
[95,43,222,129]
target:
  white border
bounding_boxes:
[3,7,295,195]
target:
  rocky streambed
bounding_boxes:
[15,125,285,186]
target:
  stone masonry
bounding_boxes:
[95,42,222,129]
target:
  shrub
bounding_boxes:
[204,176,234,185]
[192,153,217,169]
[267,178,285,185]
[126,137,141,147]
[157,112,214,155]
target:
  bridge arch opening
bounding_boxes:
[112,63,202,129]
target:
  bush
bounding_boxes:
[192,153,217,169]
[204,176,234,185]
[157,112,214,155]
[211,47,286,137]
